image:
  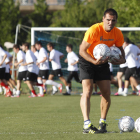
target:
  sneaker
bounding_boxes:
[132,91,136,95]
[63,92,71,95]
[80,93,83,96]
[37,93,44,97]
[58,84,63,93]
[11,95,20,98]
[114,92,119,96]
[43,84,47,93]
[95,121,107,133]
[83,123,98,134]
[28,95,37,98]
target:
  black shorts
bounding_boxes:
[5,73,11,81]
[67,71,80,83]
[125,67,138,80]
[137,67,140,76]
[26,71,37,82]
[118,67,127,74]
[110,72,113,76]
[50,69,63,77]
[79,56,111,82]
[17,71,27,81]
[0,68,5,80]
[38,70,49,79]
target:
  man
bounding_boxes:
[47,42,69,95]
[65,44,80,94]
[35,41,62,95]
[121,38,140,96]
[13,44,27,97]
[79,8,125,134]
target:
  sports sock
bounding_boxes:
[136,85,140,90]
[16,90,20,96]
[123,88,128,93]
[31,90,37,96]
[118,88,123,93]
[66,86,70,93]
[84,120,91,129]
[0,82,8,88]
[53,86,57,92]
[99,118,106,123]
[37,79,42,84]
[38,86,43,95]
[45,80,59,87]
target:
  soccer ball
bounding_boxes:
[93,44,110,60]
[109,46,121,62]
[135,117,140,133]
[118,116,135,132]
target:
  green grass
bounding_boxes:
[0,94,139,140]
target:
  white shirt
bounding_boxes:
[137,56,140,68]
[38,47,49,70]
[17,50,27,72]
[5,51,12,73]
[67,51,79,71]
[109,63,113,72]
[125,44,140,68]
[120,46,128,68]
[34,51,39,61]
[0,47,6,68]
[50,49,63,70]
[26,50,37,74]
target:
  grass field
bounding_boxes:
[0,94,140,140]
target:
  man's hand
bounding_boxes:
[14,63,18,67]
[71,63,75,66]
[111,55,126,65]
[36,62,40,66]
[21,63,27,66]
[0,63,2,66]
[94,57,109,65]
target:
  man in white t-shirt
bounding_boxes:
[35,41,62,94]
[47,43,70,95]
[121,38,140,96]
[13,44,27,97]
[65,44,80,93]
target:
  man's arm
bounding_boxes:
[64,58,68,63]
[60,55,64,59]
[14,59,24,67]
[71,60,79,66]
[37,57,47,65]
[21,62,34,66]
[79,40,108,65]
[0,54,7,66]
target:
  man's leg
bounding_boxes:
[116,72,123,95]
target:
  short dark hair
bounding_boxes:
[67,44,73,50]
[35,41,42,46]
[47,42,54,48]
[124,37,131,43]
[22,42,30,49]
[104,8,118,19]
[13,44,20,49]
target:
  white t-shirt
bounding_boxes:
[125,44,140,68]
[5,51,12,73]
[34,51,39,61]
[67,51,79,71]
[109,63,113,72]
[17,50,27,72]
[26,50,37,74]
[0,47,6,68]
[50,49,63,70]
[120,46,128,68]
[38,47,49,70]
[137,56,140,68]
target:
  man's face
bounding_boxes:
[13,48,17,53]
[22,45,26,52]
[123,42,127,48]
[103,13,117,32]
[47,45,51,52]
[35,44,40,50]
[66,46,71,53]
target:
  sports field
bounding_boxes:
[0,94,139,140]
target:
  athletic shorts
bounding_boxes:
[17,71,27,81]
[0,68,5,80]
[38,70,49,79]
[110,72,113,76]
[118,67,127,74]
[5,73,11,81]
[50,69,63,77]
[125,67,138,80]
[79,56,111,82]
[137,67,140,76]
[26,71,37,82]
[67,71,80,83]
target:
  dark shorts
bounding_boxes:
[50,69,63,77]
[26,71,37,82]
[125,67,138,80]
[110,72,113,76]
[0,68,5,80]
[5,73,11,81]
[118,67,127,74]
[79,56,111,82]
[137,67,140,76]
[67,71,80,83]
[17,71,27,81]
[38,70,49,79]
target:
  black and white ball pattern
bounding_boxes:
[135,117,140,133]
[118,116,135,132]
[109,46,121,62]
[93,44,110,60]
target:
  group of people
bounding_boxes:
[0,41,80,97]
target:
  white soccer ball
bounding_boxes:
[118,116,135,132]
[135,117,140,133]
[109,46,121,62]
[93,44,110,60]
